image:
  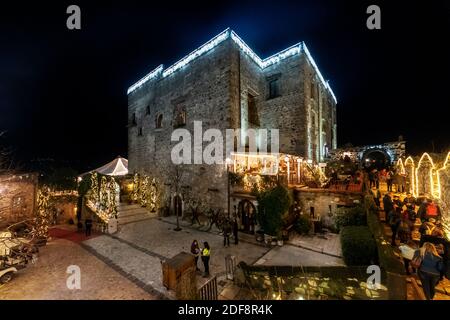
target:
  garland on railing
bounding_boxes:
[100,176,109,211]
[140,175,150,207]
[85,172,118,223]
[109,177,118,219]
[34,187,51,238]
[90,172,99,204]
[132,173,139,202]
[149,178,159,212]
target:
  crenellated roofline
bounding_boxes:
[127,28,337,103]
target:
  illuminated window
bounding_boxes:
[156,114,163,129]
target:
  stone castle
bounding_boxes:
[127,28,337,214]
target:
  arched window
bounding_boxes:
[156,114,163,129]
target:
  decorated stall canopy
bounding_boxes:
[80,156,128,177]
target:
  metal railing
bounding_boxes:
[198,275,218,300]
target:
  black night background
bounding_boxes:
[1,0,449,172]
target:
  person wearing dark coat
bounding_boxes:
[190,239,200,271]
[85,217,93,237]
[416,243,444,300]
[383,193,394,223]
[388,206,401,246]
[223,222,231,247]
[232,219,239,245]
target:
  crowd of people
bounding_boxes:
[371,177,447,300]
[369,167,406,193]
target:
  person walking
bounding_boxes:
[85,217,93,237]
[388,206,401,246]
[399,240,419,275]
[398,208,411,243]
[201,242,211,277]
[232,218,239,245]
[386,169,394,192]
[223,221,231,247]
[414,242,444,300]
[190,239,200,271]
[403,193,416,210]
[374,170,380,189]
[383,193,394,223]
[369,170,375,189]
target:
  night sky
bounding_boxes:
[1,0,449,172]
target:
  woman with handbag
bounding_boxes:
[412,242,444,300]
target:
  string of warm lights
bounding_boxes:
[404,156,416,197]
[85,173,118,223]
[140,175,150,207]
[415,153,436,198]
[397,152,449,240]
[396,158,405,175]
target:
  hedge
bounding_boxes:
[365,195,405,275]
[334,205,367,232]
[340,226,377,266]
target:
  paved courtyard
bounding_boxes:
[0,218,346,300]
[255,244,344,266]
[83,218,270,298]
[0,238,155,300]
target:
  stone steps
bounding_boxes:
[117,204,155,226]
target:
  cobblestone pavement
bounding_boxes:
[288,233,342,258]
[83,218,271,297]
[0,238,156,300]
[254,244,344,266]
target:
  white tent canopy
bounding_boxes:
[81,156,129,177]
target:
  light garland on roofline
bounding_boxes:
[127,29,337,103]
[415,153,436,198]
[404,156,416,196]
[398,152,448,200]
[397,152,449,239]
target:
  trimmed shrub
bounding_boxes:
[366,202,405,275]
[340,226,377,266]
[256,185,292,237]
[335,205,367,232]
[294,214,311,235]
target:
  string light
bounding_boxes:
[436,151,450,200]
[404,156,416,197]
[396,158,405,175]
[415,153,436,198]
[127,29,337,103]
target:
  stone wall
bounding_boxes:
[293,189,363,229]
[329,141,406,165]
[0,173,38,228]
[128,35,337,214]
